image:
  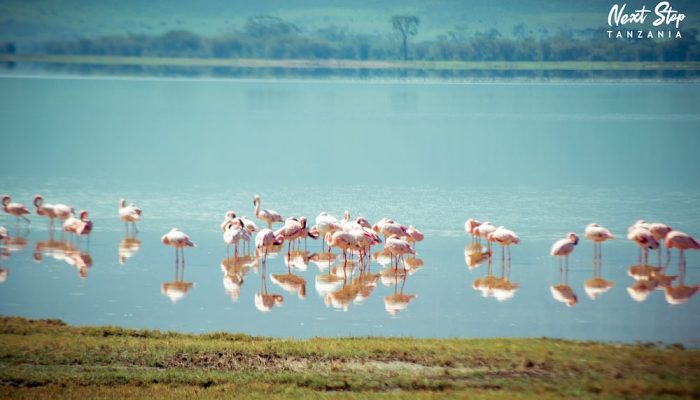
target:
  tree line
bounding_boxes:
[12,15,700,62]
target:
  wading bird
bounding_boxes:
[255,228,283,265]
[551,233,579,269]
[383,234,415,272]
[119,198,142,234]
[665,231,700,268]
[627,226,659,265]
[2,195,30,225]
[161,228,196,265]
[584,223,614,262]
[253,194,283,228]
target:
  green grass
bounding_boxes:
[2,53,700,72]
[0,317,698,399]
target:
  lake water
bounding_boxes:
[0,76,699,345]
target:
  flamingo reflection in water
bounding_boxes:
[33,230,93,278]
[472,252,520,302]
[2,225,29,254]
[0,228,7,282]
[221,255,255,302]
[255,262,283,312]
[119,234,141,265]
[550,255,578,308]
[325,264,380,312]
[384,264,416,316]
[464,242,491,270]
[161,260,194,304]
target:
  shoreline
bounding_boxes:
[0,316,698,398]
[1,54,699,83]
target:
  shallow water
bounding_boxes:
[0,181,698,345]
[0,77,699,345]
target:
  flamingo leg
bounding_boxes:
[181,247,186,266]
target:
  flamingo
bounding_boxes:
[161,228,196,265]
[2,195,30,225]
[119,198,142,234]
[665,231,700,269]
[349,226,381,267]
[372,218,409,241]
[627,226,659,265]
[33,195,57,228]
[0,226,7,240]
[253,194,282,228]
[221,211,237,230]
[383,234,415,272]
[240,215,259,254]
[405,225,424,251]
[649,222,673,265]
[315,212,342,251]
[224,219,249,260]
[465,219,482,241]
[551,233,579,269]
[325,231,357,272]
[474,221,497,248]
[275,217,304,258]
[584,223,614,262]
[255,228,284,266]
[487,226,520,262]
[63,210,93,247]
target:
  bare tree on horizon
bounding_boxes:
[391,15,419,61]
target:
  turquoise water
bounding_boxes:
[0,77,699,345]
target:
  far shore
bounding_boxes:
[1,54,699,73]
[0,316,698,399]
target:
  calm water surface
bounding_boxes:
[0,77,698,345]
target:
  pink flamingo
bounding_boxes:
[274,217,304,257]
[627,226,659,265]
[665,231,700,268]
[63,211,93,247]
[241,215,259,254]
[649,222,673,265]
[314,212,342,252]
[253,194,283,229]
[161,228,196,265]
[487,226,520,270]
[372,218,409,241]
[220,211,237,231]
[2,195,30,225]
[349,226,381,267]
[119,198,142,234]
[405,225,424,251]
[465,219,482,241]
[551,233,579,269]
[474,221,497,248]
[255,228,284,266]
[325,231,357,275]
[584,223,614,262]
[33,195,57,228]
[383,234,415,272]
[224,219,249,260]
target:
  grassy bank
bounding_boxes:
[0,317,698,399]
[2,54,700,72]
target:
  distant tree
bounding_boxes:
[391,16,419,60]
